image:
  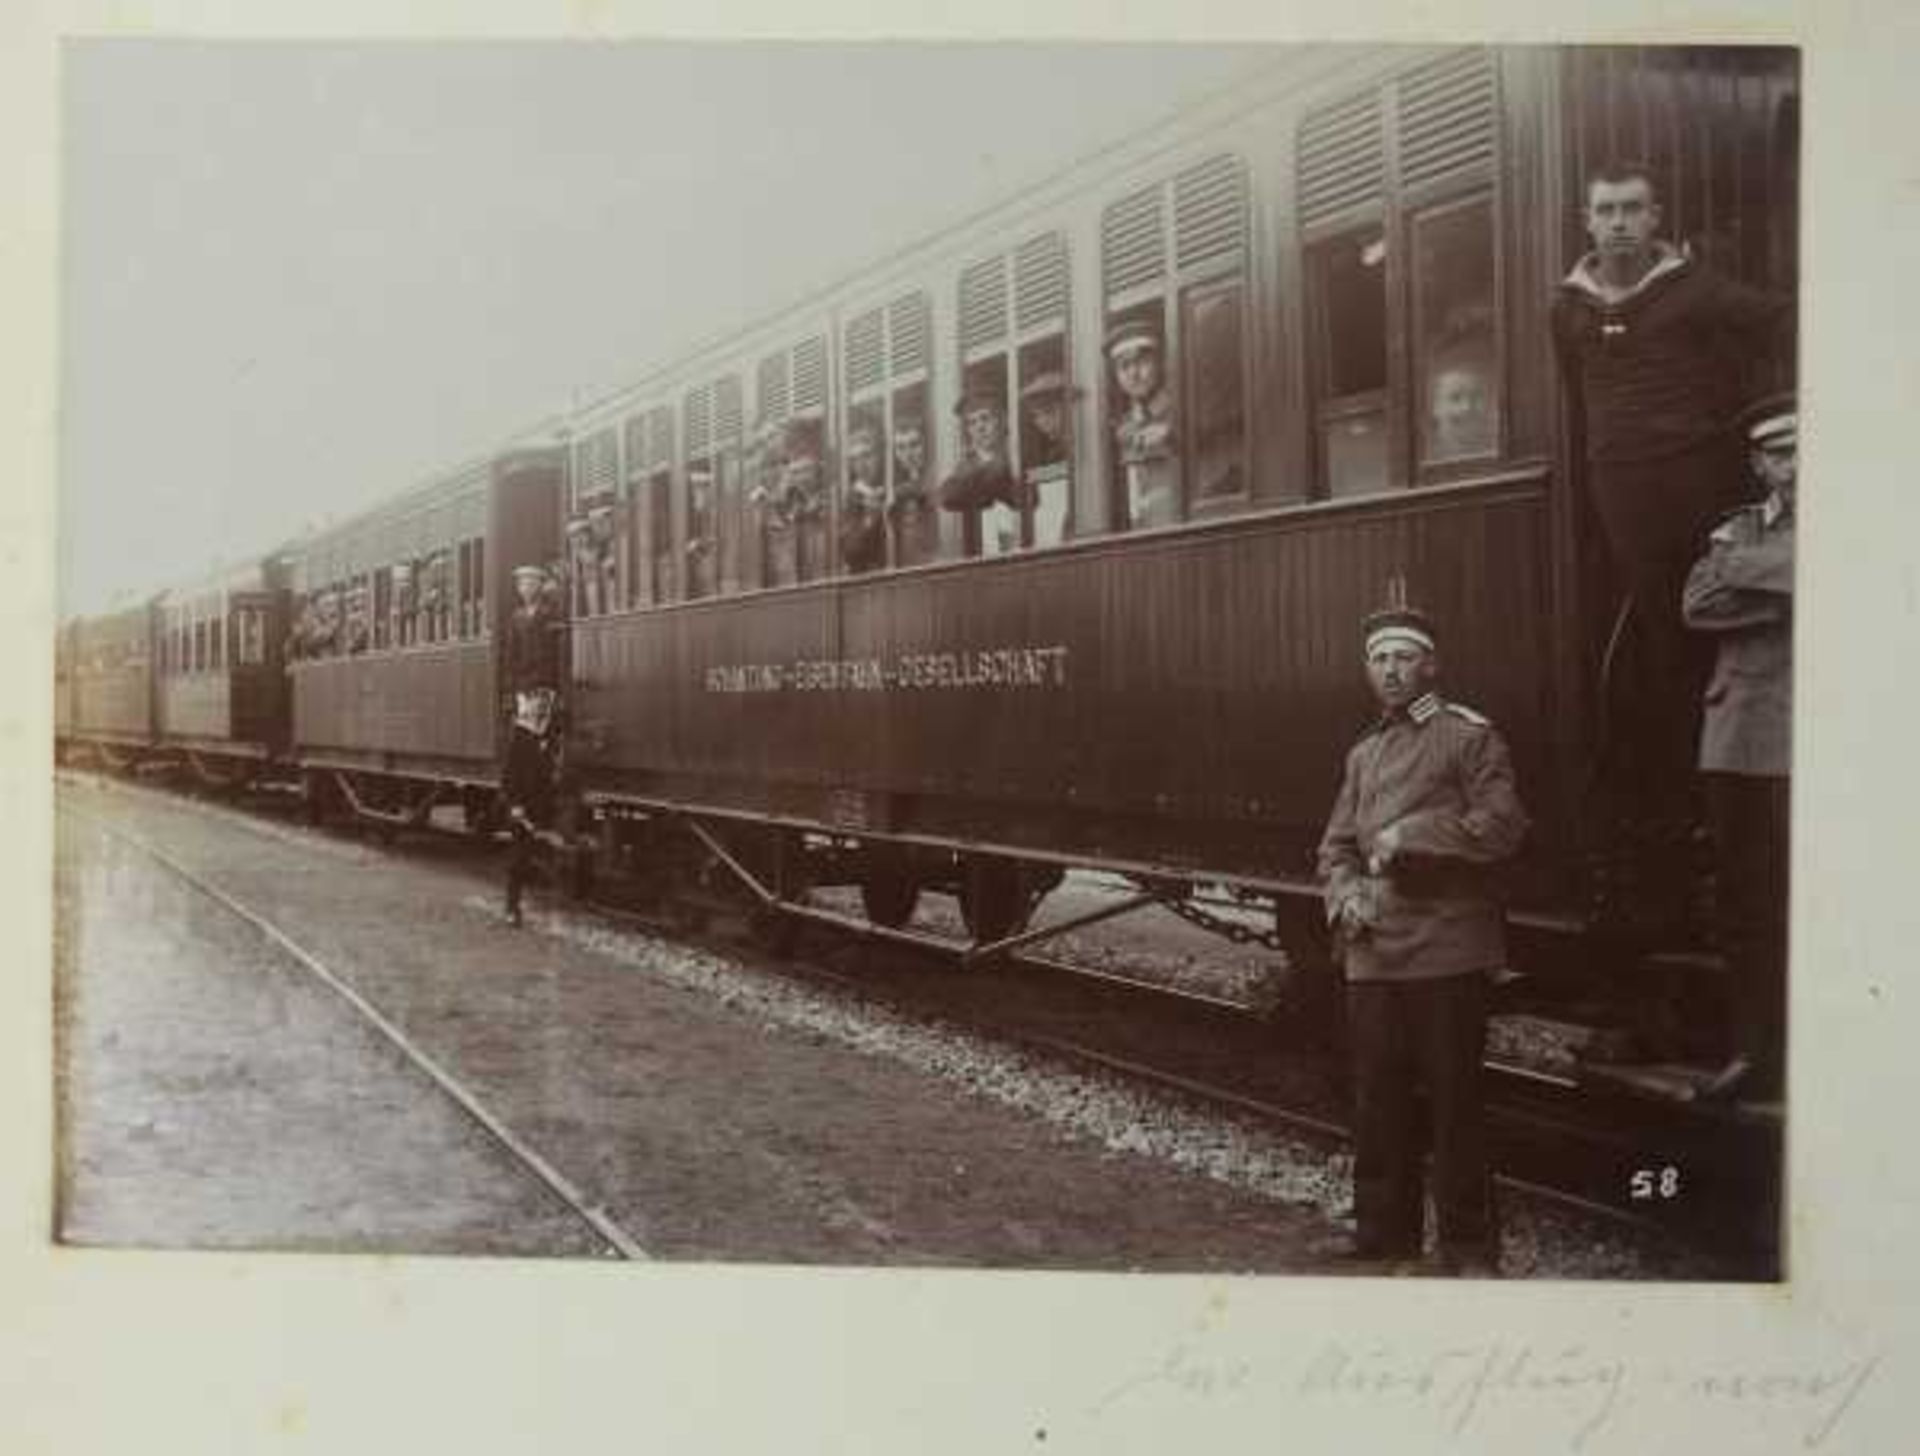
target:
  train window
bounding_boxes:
[751,340,829,586]
[393,559,416,647]
[570,427,621,616]
[889,381,938,567]
[1016,336,1071,548]
[421,554,449,644]
[454,542,472,636]
[648,468,673,603]
[840,397,887,575]
[949,356,1019,558]
[1308,226,1391,498]
[346,574,370,654]
[950,257,1020,558]
[1183,277,1249,504]
[1105,299,1177,529]
[372,567,393,650]
[466,536,486,636]
[837,293,939,573]
[237,610,265,667]
[682,383,718,599]
[1296,49,1502,495]
[1412,193,1500,466]
[1101,156,1249,529]
[712,377,745,596]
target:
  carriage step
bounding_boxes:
[1486,1013,1639,1082]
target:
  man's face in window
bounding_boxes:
[1753,439,1797,509]
[847,432,880,485]
[1585,176,1661,261]
[893,425,926,484]
[1114,345,1161,404]
[1028,398,1066,448]
[964,405,1004,460]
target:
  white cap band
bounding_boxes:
[1366,625,1437,656]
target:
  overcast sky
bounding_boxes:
[57,40,1278,616]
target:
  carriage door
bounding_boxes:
[228,590,284,747]
[488,449,566,759]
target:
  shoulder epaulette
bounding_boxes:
[1442,700,1492,728]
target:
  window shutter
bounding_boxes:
[1298,89,1386,226]
[648,406,674,469]
[757,352,791,425]
[959,257,1010,354]
[623,415,647,478]
[685,383,714,459]
[579,427,619,499]
[1102,183,1167,296]
[1174,154,1248,272]
[715,376,743,445]
[792,336,827,416]
[1014,231,1070,332]
[847,307,885,395]
[1397,48,1498,189]
[888,291,931,377]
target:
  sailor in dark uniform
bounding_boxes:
[1316,606,1530,1274]
[1683,399,1796,1101]
[502,562,563,926]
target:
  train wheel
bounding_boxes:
[958,856,1030,946]
[302,770,333,827]
[860,861,920,929]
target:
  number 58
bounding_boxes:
[1630,1166,1681,1200]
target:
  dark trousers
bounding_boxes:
[503,725,556,916]
[1707,773,1790,1095]
[1346,973,1492,1260]
[1591,436,1742,794]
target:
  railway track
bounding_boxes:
[60,781,649,1262]
[61,764,1779,1276]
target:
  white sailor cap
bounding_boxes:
[1748,410,1797,448]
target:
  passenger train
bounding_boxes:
[56,44,1799,1090]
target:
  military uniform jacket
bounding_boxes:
[1683,502,1793,777]
[1316,692,1530,982]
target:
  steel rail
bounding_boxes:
[61,795,650,1262]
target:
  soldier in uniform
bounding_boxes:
[1106,318,1177,529]
[1316,606,1530,1274]
[501,562,564,926]
[1683,399,1796,1101]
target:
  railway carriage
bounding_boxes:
[553,41,1797,1053]
[282,447,562,829]
[63,601,162,769]
[152,556,294,785]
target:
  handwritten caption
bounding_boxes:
[705,644,1070,695]
[1091,1336,1880,1449]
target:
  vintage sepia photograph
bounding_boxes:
[52,38,1800,1294]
